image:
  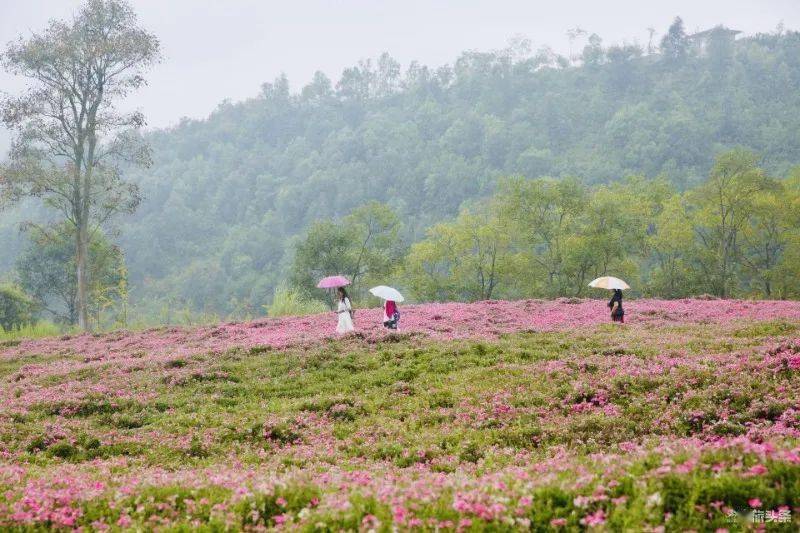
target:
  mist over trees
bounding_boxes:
[2,14,800,323]
[0,0,159,329]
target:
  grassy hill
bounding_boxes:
[1,298,799,529]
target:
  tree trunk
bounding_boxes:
[77,124,98,331]
[76,220,90,330]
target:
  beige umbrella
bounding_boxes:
[588,276,630,290]
[369,286,404,302]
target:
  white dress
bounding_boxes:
[336,297,354,334]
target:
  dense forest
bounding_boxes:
[2,20,800,324]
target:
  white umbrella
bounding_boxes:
[588,276,630,290]
[369,285,405,302]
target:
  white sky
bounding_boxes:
[0,0,798,146]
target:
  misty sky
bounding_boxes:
[1,0,799,147]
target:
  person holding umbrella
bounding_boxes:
[317,276,355,334]
[608,288,624,323]
[588,276,629,324]
[383,299,399,329]
[369,286,404,330]
[335,286,355,334]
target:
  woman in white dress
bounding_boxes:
[335,287,355,334]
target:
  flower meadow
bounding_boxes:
[1,298,799,531]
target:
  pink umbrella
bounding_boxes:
[317,275,351,289]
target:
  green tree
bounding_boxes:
[266,282,327,318]
[403,203,513,302]
[738,183,799,296]
[495,176,589,297]
[0,284,38,331]
[647,196,696,298]
[758,167,800,298]
[568,179,659,295]
[0,21,798,314]
[0,0,159,330]
[688,149,777,297]
[16,224,127,327]
[290,202,402,303]
[582,33,604,66]
[660,17,690,63]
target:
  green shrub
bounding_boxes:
[26,435,49,453]
[266,282,327,318]
[458,441,484,463]
[47,441,79,459]
[428,390,455,408]
[186,435,208,458]
[0,284,38,332]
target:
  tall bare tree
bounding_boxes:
[0,0,160,330]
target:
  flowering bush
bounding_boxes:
[0,298,798,529]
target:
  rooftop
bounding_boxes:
[689,26,742,39]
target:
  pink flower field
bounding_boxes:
[6,297,800,362]
[1,298,800,531]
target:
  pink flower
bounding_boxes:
[117,515,132,527]
[392,505,408,524]
[748,498,762,508]
[362,514,380,529]
[550,517,567,527]
[573,495,591,508]
[748,464,768,476]
[580,509,606,527]
[274,513,288,525]
[275,497,287,507]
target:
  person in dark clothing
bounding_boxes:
[608,289,624,323]
[383,299,400,329]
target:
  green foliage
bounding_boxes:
[290,201,403,302]
[0,283,38,332]
[266,282,327,318]
[688,149,779,297]
[660,17,690,63]
[403,203,515,301]
[647,196,695,298]
[402,153,800,302]
[16,224,128,327]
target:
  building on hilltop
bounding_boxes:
[689,26,741,56]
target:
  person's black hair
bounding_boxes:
[337,287,349,301]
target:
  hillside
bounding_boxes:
[1,298,799,529]
[2,29,800,317]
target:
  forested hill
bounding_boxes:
[4,27,800,317]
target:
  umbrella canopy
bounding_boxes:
[317,275,351,289]
[588,276,630,290]
[369,285,404,302]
